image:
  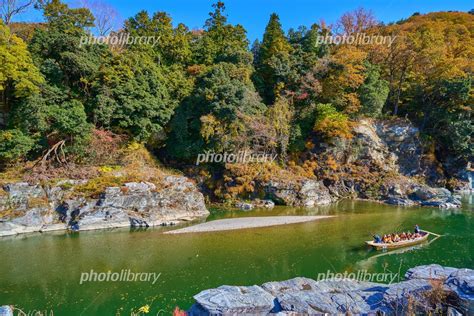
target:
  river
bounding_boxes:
[0,196,473,315]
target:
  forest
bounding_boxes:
[0,0,472,198]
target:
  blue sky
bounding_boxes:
[17,0,474,41]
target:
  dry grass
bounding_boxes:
[0,208,23,220]
[27,196,49,208]
[0,139,175,198]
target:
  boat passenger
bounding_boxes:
[414,224,420,234]
[373,235,382,243]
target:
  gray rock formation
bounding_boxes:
[235,200,275,210]
[265,180,333,207]
[351,119,440,180]
[189,265,474,315]
[445,269,474,314]
[405,264,459,280]
[191,285,275,315]
[381,180,462,208]
[254,119,462,209]
[235,202,254,211]
[0,306,12,316]
[0,176,209,237]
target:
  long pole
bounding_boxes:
[422,230,442,237]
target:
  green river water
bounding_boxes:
[0,196,473,315]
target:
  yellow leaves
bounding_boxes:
[313,104,353,140]
[200,114,224,143]
[366,11,473,99]
[127,142,142,151]
[288,160,318,178]
[332,46,368,88]
[221,162,283,199]
[74,175,126,198]
[314,116,353,139]
[0,23,43,97]
[343,93,362,114]
[1,131,13,141]
[326,155,339,171]
[320,46,368,113]
[138,305,150,313]
[305,141,315,150]
[98,165,120,173]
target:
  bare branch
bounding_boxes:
[336,7,377,36]
[0,0,35,25]
[79,0,119,36]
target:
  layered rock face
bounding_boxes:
[238,119,463,208]
[189,264,474,315]
[0,176,209,237]
[354,120,462,208]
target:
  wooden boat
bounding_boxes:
[366,232,429,250]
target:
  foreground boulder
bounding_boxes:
[0,306,12,316]
[0,176,209,237]
[190,286,275,315]
[189,265,473,315]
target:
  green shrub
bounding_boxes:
[313,104,352,139]
[0,129,34,164]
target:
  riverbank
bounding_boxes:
[165,216,334,234]
[1,118,469,238]
[189,264,474,315]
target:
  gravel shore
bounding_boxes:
[165,216,334,234]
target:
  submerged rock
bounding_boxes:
[235,202,254,211]
[235,200,275,210]
[265,180,333,207]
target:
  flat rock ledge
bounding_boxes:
[0,177,209,237]
[165,216,333,234]
[188,264,474,315]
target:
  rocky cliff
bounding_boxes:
[0,176,209,237]
[189,264,474,315]
[316,119,464,208]
[233,119,464,209]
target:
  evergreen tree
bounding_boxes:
[358,62,389,117]
[167,62,265,160]
[255,13,292,104]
